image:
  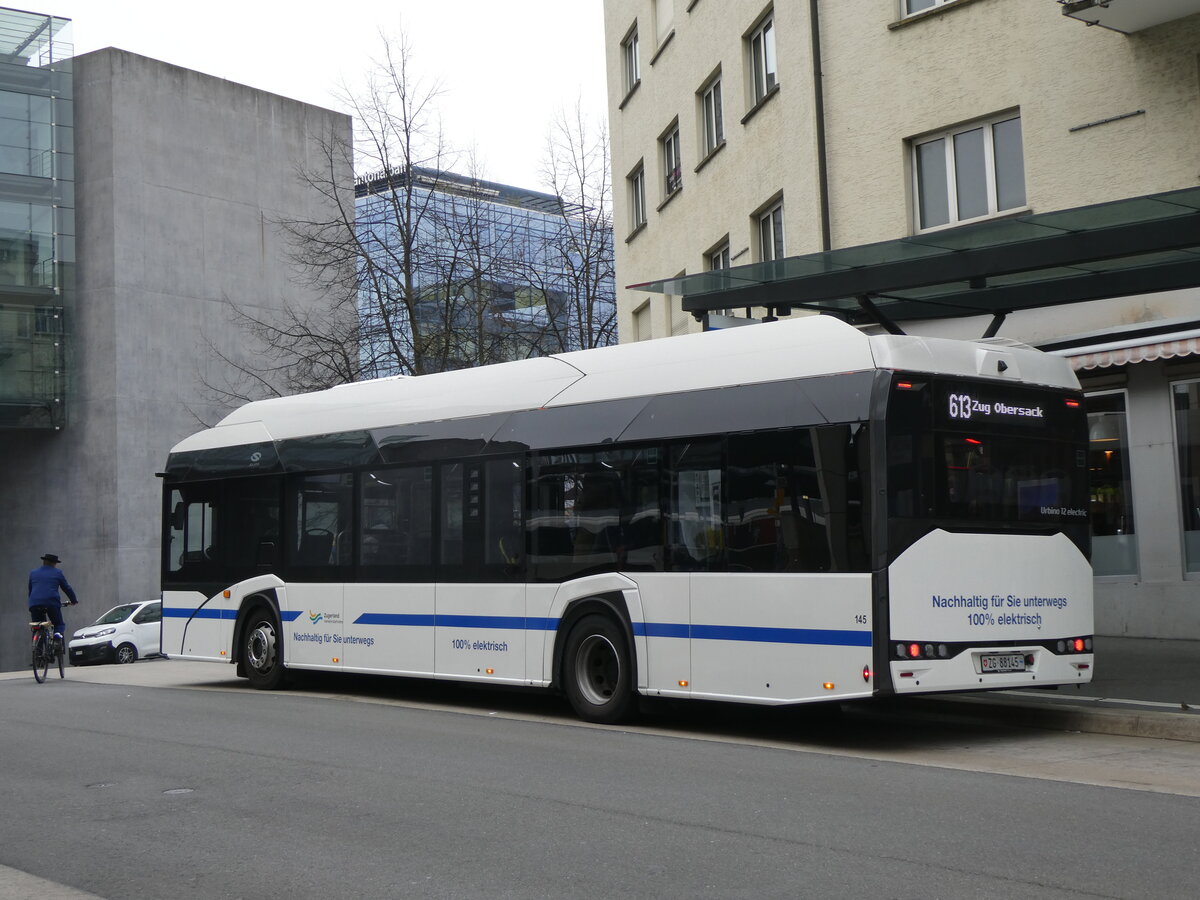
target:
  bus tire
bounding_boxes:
[562,614,636,724]
[242,605,286,691]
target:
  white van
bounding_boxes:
[69,599,162,665]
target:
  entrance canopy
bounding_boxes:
[632,186,1200,338]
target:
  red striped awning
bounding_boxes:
[1062,334,1200,371]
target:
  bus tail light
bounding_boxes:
[895,642,950,660]
[1054,636,1093,654]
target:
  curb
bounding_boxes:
[889,694,1200,743]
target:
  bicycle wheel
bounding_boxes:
[57,638,65,679]
[32,633,48,683]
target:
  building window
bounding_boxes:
[632,300,652,342]
[1173,381,1200,574]
[654,0,674,45]
[1087,391,1136,576]
[913,114,1026,231]
[621,26,640,95]
[748,12,777,105]
[904,0,951,14]
[628,164,647,232]
[708,241,733,317]
[662,123,682,196]
[700,75,724,157]
[758,199,784,261]
[33,306,58,335]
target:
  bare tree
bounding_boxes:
[200,30,465,409]
[530,101,617,354]
[201,34,615,414]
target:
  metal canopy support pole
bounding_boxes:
[856,295,906,335]
[981,310,1008,339]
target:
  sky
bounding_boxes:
[45,0,610,192]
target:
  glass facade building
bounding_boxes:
[355,167,615,377]
[0,8,72,429]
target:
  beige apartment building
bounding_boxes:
[603,0,1200,638]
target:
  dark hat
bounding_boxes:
[41,553,61,564]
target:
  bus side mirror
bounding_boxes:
[171,502,186,531]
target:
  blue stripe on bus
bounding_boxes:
[633,621,690,639]
[163,607,302,622]
[355,613,436,627]
[165,607,868,647]
[163,607,236,620]
[635,621,871,647]
[352,614,560,630]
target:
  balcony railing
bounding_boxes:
[1059,0,1200,34]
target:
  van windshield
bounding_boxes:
[95,604,139,625]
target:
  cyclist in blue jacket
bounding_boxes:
[28,553,78,645]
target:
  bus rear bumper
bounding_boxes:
[889,647,1093,694]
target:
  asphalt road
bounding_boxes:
[1,661,1198,899]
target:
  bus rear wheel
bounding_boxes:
[243,606,286,690]
[562,614,635,724]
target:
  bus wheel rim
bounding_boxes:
[575,634,619,706]
[247,623,276,673]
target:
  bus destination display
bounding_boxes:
[946,391,1045,423]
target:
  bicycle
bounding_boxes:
[30,616,65,683]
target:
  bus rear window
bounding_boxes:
[886,376,1087,526]
[939,433,1086,522]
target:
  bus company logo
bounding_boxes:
[308,611,323,624]
[249,451,262,464]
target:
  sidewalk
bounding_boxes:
[910,635,1200,742]
[1074,635,1200,706]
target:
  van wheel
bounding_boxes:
[114,643,138,665]
[243,606,286,690]
[562,614,636,724]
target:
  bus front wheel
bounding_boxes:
[562,614,635,724]
[243,606,286,690]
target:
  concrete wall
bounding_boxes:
[0,49,352,670]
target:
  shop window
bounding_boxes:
[1173,381,1200,573]
[1087,391,1136,576]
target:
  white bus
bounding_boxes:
[160,316,1093,722]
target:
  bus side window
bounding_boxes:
[360,465,433,570]
[484,458,524,571]
[168,491,213,572]
[289,473,353,570]
[440,463,465,569]
[667,441,723,571]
